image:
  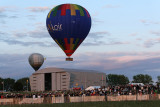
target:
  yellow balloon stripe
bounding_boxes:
[73,4,79,10]
[47,8,54,18]
[70,4,76,16]
[55,39,64,50]
[70,38,74,50]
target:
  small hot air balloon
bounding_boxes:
[28,53,44,71]
[46,4,91,61]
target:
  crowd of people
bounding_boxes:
[106,84,159,95]
[0,84,159,98]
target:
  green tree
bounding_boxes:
[3,78,15,91]
[16,77,30,91]
[13,81,23,91]
[157,76,160,83]
[0,77,3,90]
[106,74,129,86]
[118,75,129,85]
[132,74,152,85]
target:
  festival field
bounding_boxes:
[1,101,160,107]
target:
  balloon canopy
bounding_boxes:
[46,4,91,60]
[28,53,44,71]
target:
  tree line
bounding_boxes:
[0,77,30,91]
[106,74,157,86]
[0,74,159,91]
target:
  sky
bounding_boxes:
[1,0,160,82]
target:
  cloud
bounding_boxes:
[92,17,104,26]
[140,20,147,24]
[73,52,160,81]
[0,38,53,47]
[0,29,54,48]
[82,41,106,46]
[0,31,6,35]
[0,14,7,18]
[83,31,129,46]
[150,30,160,36]
[140,19,160,25]
[103,5,120,8]
[108,55,150,63]
[129,33,138,36]
[1,52,160,81]
[0,7,19,24]
[3,24,128,48]
[0,54,33,79]
[82,41,129,46]
[12,22,49,39]
[92,12,99,17]
[13,30,50,39]
[144,38,160,48]
[0,20,6,24]
[9,15,18,19]
[28,30,50,38]
[136,38,142,41]
[108,41,130,45]
[88,31,110,39]
[0,14,17,24]
[12,28,112,47]
[0,6,18,13]
[82,31,109,46]
[0,7,6,13]
[27,6,50,12]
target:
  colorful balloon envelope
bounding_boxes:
[28,53,44,71]
[46,4,91,61]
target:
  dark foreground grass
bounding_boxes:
[1,101,160,107]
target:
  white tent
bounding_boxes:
[129,83,144,86]
[85,86,100,90]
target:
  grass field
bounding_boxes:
[1,101,160,107]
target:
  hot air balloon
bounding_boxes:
[46,4,91,61]
[28,53,44,71]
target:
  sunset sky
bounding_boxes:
[1,0,160,81]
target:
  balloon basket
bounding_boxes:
[66,57,73,61]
